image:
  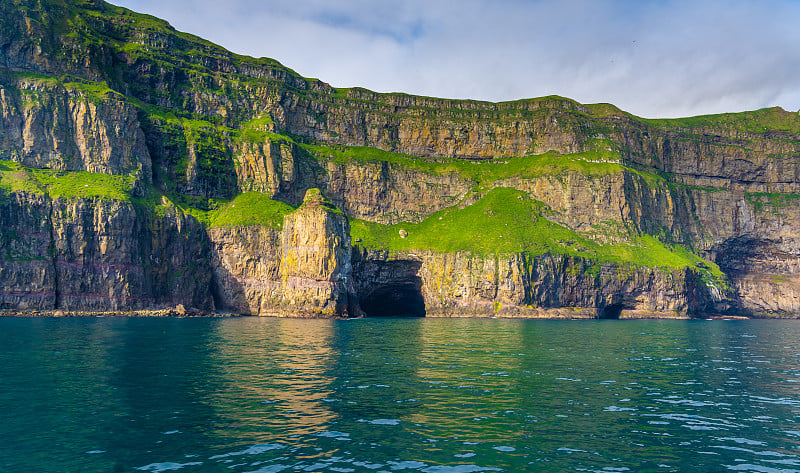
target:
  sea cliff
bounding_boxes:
[1,0,798,318]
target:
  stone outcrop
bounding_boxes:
[278,189,357,316]
[209,189,358,317]
[209,225,282,315]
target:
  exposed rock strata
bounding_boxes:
[209,225,282,315]
[209,189,358,317]
[277,189,357,316]
[0,78,152,180]
[0,191,213,311]
[352,250,729,318]
[0,0,798,317]
[0,191,54,310]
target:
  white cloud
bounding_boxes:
[110,0,800,118]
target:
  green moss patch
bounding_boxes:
[0,160,135,201]
[209,192,295,228]
[0,161,45,195]
[351,187,724,280]
[746,192,800,213]
[33,169,136,201]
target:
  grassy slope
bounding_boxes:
[0,160,135,200]
[645,107,800,134]
[351,187,723,277]
[209,192,295,229]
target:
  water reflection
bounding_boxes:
[103,318,223,471]
[208,318,338,440]
[411,319,525,443]
[4,318,800,473]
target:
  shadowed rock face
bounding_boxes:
[0,192,54,310]
[351,257,425,317]
[0,193,213,312]
[208,225,282,315]
[360,284,426,318]
[713,236,800,315]
[0,0,798,317]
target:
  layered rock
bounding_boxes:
[0,77,152,180]
[353,249,728,318]
[0,190,54,310]
[209,225,282,315]
[713,234,800,316]
[209,189,358,317]
[278,189,357,317]
[0,189,213,312]
[321,159,473,224]
[0,0,798,318]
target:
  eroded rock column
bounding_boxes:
[279,188,358,317]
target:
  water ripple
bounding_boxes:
[5,317,800,473]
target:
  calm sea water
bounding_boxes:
[2,317,800,472]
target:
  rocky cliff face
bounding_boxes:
[0,77,151,180]
[0,188,213,312]
[209,189,357,317]
[0,0,798,317]
[278,189,357,316]
[353,249,726,319]
[209,225,282,315]
[0,190,54,310]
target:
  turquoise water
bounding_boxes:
[2,317,800,472]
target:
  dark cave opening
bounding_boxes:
[360,283,426,317]
[600,303,624,319]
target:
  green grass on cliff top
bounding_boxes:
[645,107,800,134]
[209,192,295,228]
[351,187,721,275]
[0,161,135,201]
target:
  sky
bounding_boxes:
[110,0,800,118]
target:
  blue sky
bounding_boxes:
[111,0,800,118]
